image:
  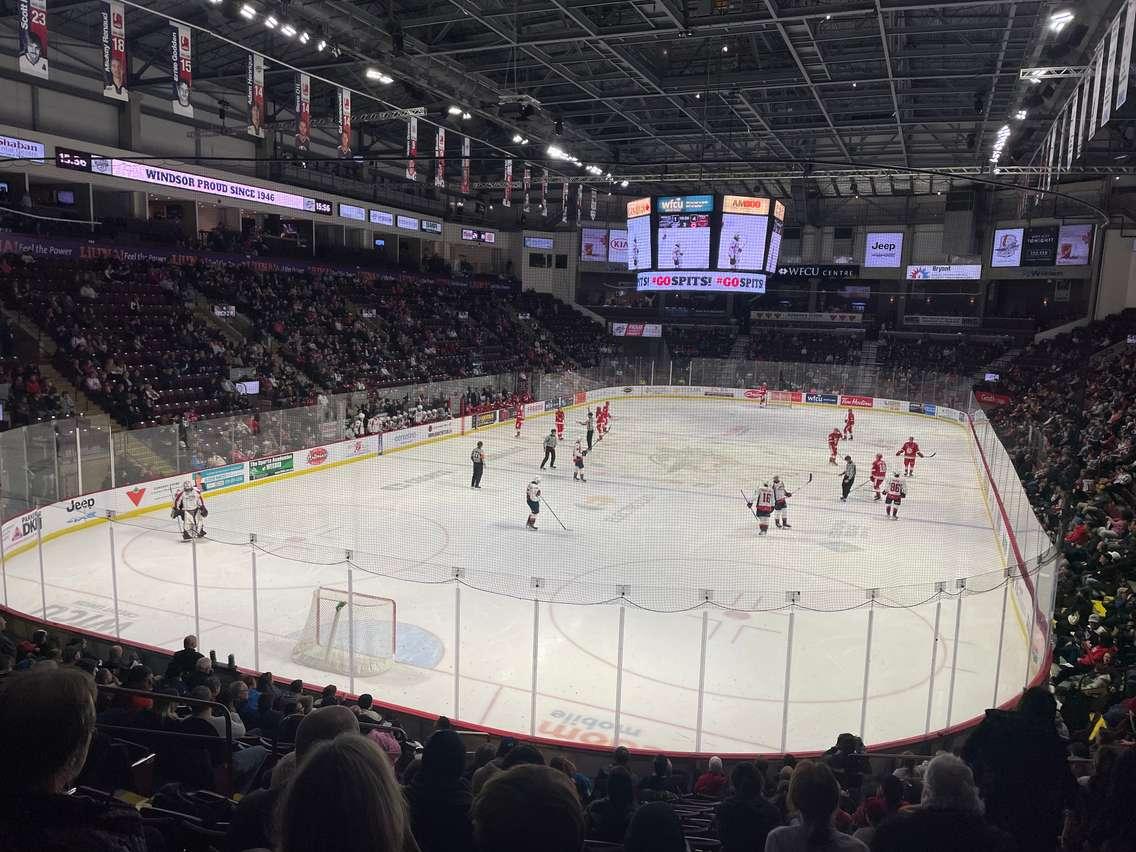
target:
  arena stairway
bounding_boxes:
[728,334,749,359]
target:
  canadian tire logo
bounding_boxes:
[744,389,762,399]
[307,447,329,466]
[126,487,146,506]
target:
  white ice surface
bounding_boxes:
[3,398,1032,753]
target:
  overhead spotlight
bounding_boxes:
[547,145,565,158]
[1014,109,1027,120]
[316,37,327,51]
[280,23,296,37]
[1048,10,1074,32]
[207,0,223,5]
[264,14,278,28]
[489,204,494,210]
[721,44,728,53]
[619,179,629,188]
[695,92,701,99]
[851,81,857,88]
[367,68,394,84]
[825,13,831,19]
[512,134,523,143]
[239,2,257,18]
[330,44,342,58]
[461,111,471,120]
[448,105,463,115]
[299,31,310,44]
[554,118,563,136]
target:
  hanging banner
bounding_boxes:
[1103,15,1120,126]
[406,116,418,180]
[1089,47,1103,140]
[18,0,49,79]
[247,53,265,138]
[503,159,513,207]
[294,73,311,152]
[1119,0,1135,110]
[590,187,597,221]
[170,23,193,117]
[101,1,127,100]
[576,183,583,226]
[1066,91,1077,168]
[1077,79,1090,158]
[561,178,569,224]
[434,127,445,189]
[540,168,548,216]
[460,135,470,194]
[337,87,351,158]
[522,166,531,213]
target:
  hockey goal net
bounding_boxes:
[290,586,397,677]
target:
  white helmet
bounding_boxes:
[532,477,541,484]
[772,475,780,482]
[182,481,193,491]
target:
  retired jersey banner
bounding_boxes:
[294,73,311,152]
[576,183,583,226]
[406,116,418,180]
[541,169,548,216]
[590,187,597,221]
[247,54,265,138]
[171,24,193,117]
[18,0,49,79]
[1103,15,1119,125]
[337,87,351,158]
[102,1,127,101]
[1089,48,1103,139]
[503,159,513,207]
[561,178,569,223]
[460,135,470,194]
[522,166,531,213]
[1119,0,1135,110]
[434,127,445,188]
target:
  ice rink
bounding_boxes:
[3,397,1035,753]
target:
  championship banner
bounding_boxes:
[522,166,531,213]
[406,116,417,180]
[460,136,470,194]
[576,183,583,226]
[540,168,548,216]
[590,187,597,221]
[1103,15,1119,126]
[1077,79,1089,158]
[1119,0,1135,110]
[101,1,127,100]
[503,159,512,207]
[561,178,569,223]
[171,24,193,117]
[1089,47,1103,139]
[434,127,445,189]
[337,87,352,157]
[18,0,49,79]
[247,53,265,138]
[294,73,311,152]
[1066,93,1077,169]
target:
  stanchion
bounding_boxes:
[190,533,201,641]
[924,584,945,735]
[695,609,709,753]
[251,542,260,672]
[453,585,462,719]
[859,591,877,738]
[347,561,356,696]
[779,592,799,753]
[945,580,966,727]
[613,606,626,746]
[991,575,1010,707]
[36,501,47,620]
[108,517,121,639]
[529,599,540,737]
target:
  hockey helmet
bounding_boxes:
[875,453,883,459]
[893,471,901,477]
[772,475,780,482]
[532,477,541,484]
[908,436,914,442]
[182,481,193,491]
[763,482,769,487]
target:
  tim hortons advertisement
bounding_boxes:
[839,395,874,408]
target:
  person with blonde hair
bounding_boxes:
[764,761,867,851]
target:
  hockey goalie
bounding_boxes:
[171,481,208,540]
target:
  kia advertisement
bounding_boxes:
[607,229,628,265]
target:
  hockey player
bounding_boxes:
[514,406,525,438]
[747,482,775,535]
[870,453,887,501]
[828,427,843,465]
[540,429,557,469]
[555,406,565,441]
[896,436,924,476]
[840,455,857,502]
[771,475,792,529]
[573,439,587,482]
[671,241,684,268]
[884,471,907,519]
[843,408,855,440]
[726,233,744,269]
[757,383,769,408]
[580,409,596,450]
[595,406,607,441]
[601,401,612,436]
[525,477,542,530]
[172,481,208,540]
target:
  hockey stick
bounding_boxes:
[791,473,814,492]
[543,499,569,531]
[739,489,757,517]
[924,452,937,458]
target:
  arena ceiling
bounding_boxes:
[33,0,1130,201]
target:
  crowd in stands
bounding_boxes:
[877,333,1012,375]
[748,329,864,365]
[665,326,737,359]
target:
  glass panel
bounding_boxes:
[862,600,937,746]
[457,586,534,735]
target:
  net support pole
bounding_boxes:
[650,361,655,385]
[924,585,945,735]
[347,562,356,696]
[529,599,540,737]
[859,591,877,739]
[668,362,673,385]
[613,605,626,746]
[695,609,709,753]
[108,517,120,639]
[191,533,201,642]
[75,425,83,495]
[946,581,966,728]
[688,361,693,386]
[453,585,462,720]
[36,501,47,620]
[780,592,799,753]
[251,544,260,673]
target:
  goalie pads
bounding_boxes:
[171,507,184,519]
[200,506,209,518]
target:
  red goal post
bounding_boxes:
[290,586,397,677]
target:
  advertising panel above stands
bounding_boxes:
[1056,223,1092,265]
[607,229,628,265]
[637,270,766,293]
[863,232,904,268]
[461,228,497,244]
[905,264,982,280]
[626,214,652,271]
[610,322,662,337]
[1022,225,1059,266]
[990,227,1024,267]
[580,227,608,262]
[774,264,859,280]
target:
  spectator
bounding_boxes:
[764,761,867,851]
[1086,747,1136,850]
[405,729,475,852]
[472,736,518,794]
[277,733,416,852]
[0,668,159,852]
[961,686,1077,852]
[595,744,637,797]
[587,764,637,842]
[718,761,783,852]
[473,765,585,852]
[164,634,202,682]
[870,753,1015,852]
[626,801,687,852]
[550,755,592,802]
[695,755,730,798]
[640,753,684,801]
[823,733,871,801]
[315,683,340,708]
[355,692,383,723]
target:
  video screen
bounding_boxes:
[626,215,652,270]
[765,219,783,272]
[715,213,768,271]
[657,213,710,269]
[580,227,608,262]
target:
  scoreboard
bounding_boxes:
[626,194,786,293]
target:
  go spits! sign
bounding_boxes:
[636,271,766,293]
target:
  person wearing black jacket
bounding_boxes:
[164,634,203,683]
[405,729,475,852]
[716,762,783,852]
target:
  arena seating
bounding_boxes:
[747,329,863,365]
[665,326,736,358]
[877,334,1013,375]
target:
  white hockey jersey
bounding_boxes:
[772,481,790,503]
[753,486,774,512]
[886,478,906,499]
[526,482,541,503]
[175,486,204,512]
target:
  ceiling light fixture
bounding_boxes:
[299,31,310,44]
[1015,109,1027,120]
[1048,10,1074,32]
[280,23,296,37]
[239,2,256,18]
[989,123,1011,163]
[448,105,463,115]
[316,38,327,51]
[512,134,523,143]
[722,44,728,53]
[461,111,471,119]
[264,14,277,28]
[619,179,629,187]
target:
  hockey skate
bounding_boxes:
[781,522,792,529]
[775,519,782,528]
[874,493,881,501]
[182,530,191,541]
